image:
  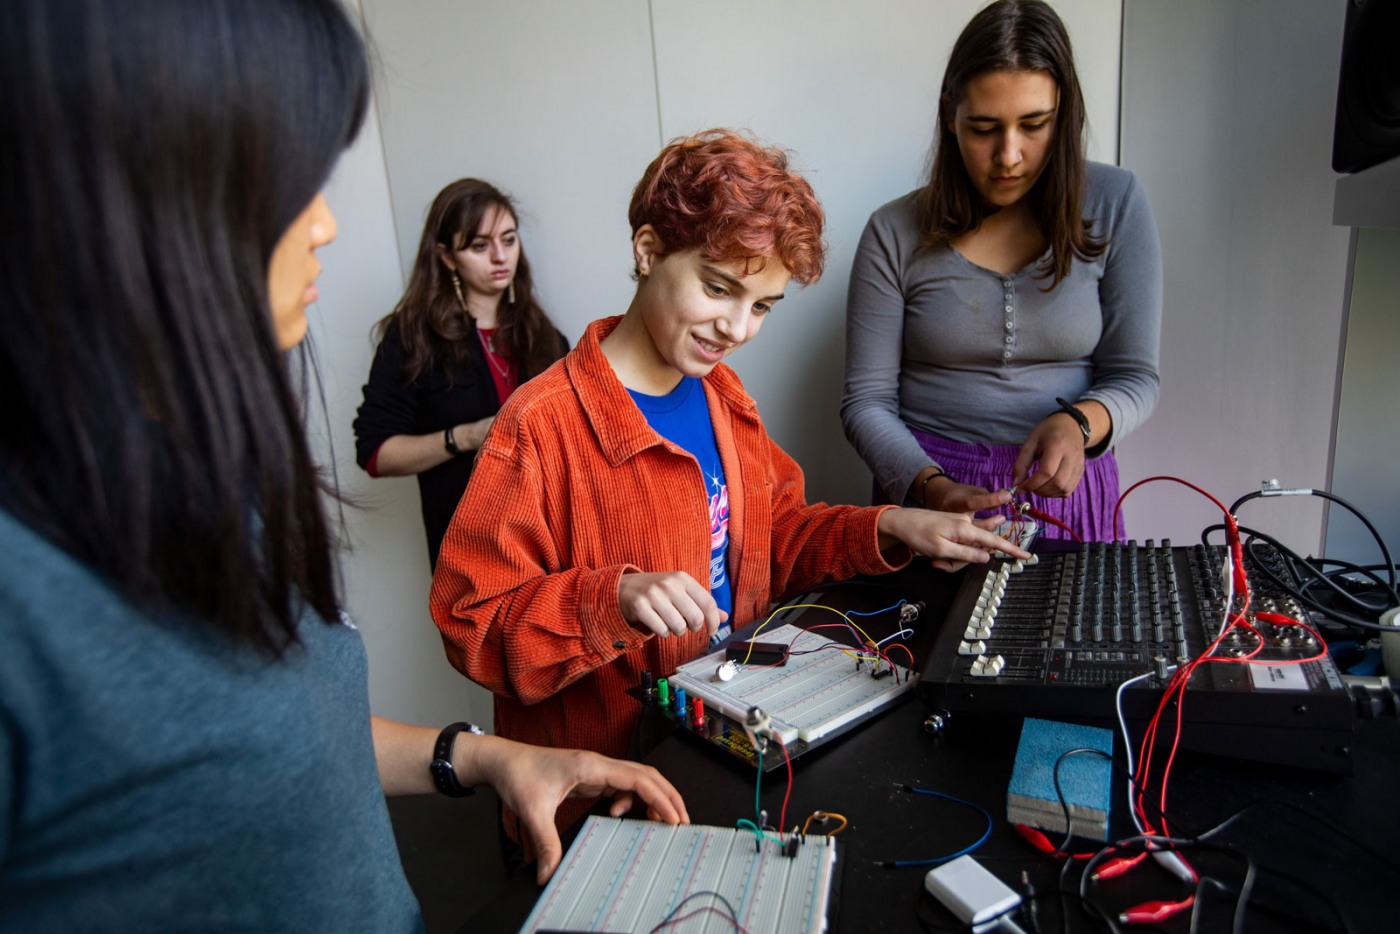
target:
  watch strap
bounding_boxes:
[1054,397,1092,445]
[443,426,462,457]
[429,721,484,797]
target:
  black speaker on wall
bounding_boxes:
[1333,0,1400,173]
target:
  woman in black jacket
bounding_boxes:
[354,179,568,566]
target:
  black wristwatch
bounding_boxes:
[1055,397,1092,445]
[429,721,484,797]
[443,426,463,457]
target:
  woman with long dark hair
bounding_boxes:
[0,1,683,926]
[842,0,1162,542]
[355,180,568,567]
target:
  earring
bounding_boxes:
[507,279,516,306]
[450,272,467,312]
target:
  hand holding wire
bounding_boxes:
[1013,414,1088,498]
[877,508,1031,571]
[922,476,1013,515]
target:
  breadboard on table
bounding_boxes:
[520,816,837,934]
[669,623,917,748]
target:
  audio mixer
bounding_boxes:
[917,540,1356,772]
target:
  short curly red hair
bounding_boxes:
[628,129,826,285]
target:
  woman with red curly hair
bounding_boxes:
[429,130,1026,849]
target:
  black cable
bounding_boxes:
[645,890,744,934]
[1195,799,1400,881]
[1054,792,1367,933]
[1266,544,1400,615]
[1200,522,1398,631]
[1295,555,1398,613]
[1226,487,1399,628]
[1050,748,1120,856]
[1242,533,1391,628]
[1230,488,1395,593]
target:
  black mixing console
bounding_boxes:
[917,541,1357,772]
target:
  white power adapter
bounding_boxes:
[924,856,1022,927]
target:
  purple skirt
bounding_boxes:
[894,429,1125,543]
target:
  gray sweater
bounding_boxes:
[841,162,1162,504]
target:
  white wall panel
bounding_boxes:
[1326,229,1400,567]
[362,0,661,340]
[1118,1,1351,551]
[307,1,495,728]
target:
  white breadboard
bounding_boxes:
[669,623,917,748]
[520,816,837,934]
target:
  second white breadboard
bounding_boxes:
[520,816,838,934]
[669,623,917,748]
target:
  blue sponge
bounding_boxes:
[1007,717,1113,841]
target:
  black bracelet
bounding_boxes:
[443,426,462,457]
[429,721,484,797]
[1055,397,1091,445]
[918,468,946,507]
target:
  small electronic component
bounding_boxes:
[725,640,789,666]
[715,659,739,682]
[743,706,772,753]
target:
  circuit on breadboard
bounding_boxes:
[668,621,917,762]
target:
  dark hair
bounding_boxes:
[917,0,1104,286]
[377,179,562,385]
[0,0,368,653]
[629,129,827,285]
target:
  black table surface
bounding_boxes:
[470,563,1400,933]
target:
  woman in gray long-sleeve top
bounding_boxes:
[842,0,1161,543]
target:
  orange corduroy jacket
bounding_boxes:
[429,316,909,835]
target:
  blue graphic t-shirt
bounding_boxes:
[628,377,732,641]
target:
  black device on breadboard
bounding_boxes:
[917,540,1356,773]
